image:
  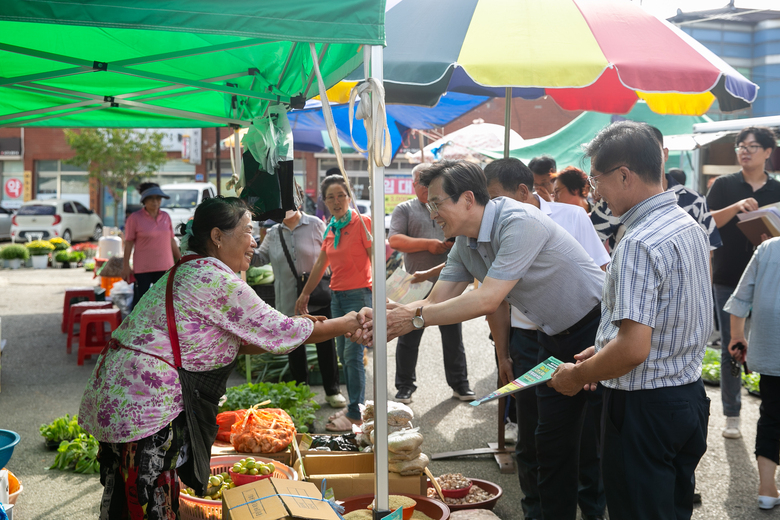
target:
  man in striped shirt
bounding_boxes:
[551,121,713,520]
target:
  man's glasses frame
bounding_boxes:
[425,195,454,215]
[735,144,764,154]
[588,165,626,191]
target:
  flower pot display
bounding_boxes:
[31,254,49,269]
[0,244,29,268]
[49,237,71,251]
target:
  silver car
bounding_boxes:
[0,206,13,240]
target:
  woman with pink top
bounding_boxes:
[122,183,181,307]
[80,197,367,519]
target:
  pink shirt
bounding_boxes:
[124,208,175,273]
[78,256,314,443]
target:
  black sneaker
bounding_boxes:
[395,388,414,404]
[452,387,476,401]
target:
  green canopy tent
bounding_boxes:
[0,1,399,513]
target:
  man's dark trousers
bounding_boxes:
[395,323,468,392]
[535,312,605,520]
[602,379,709,520]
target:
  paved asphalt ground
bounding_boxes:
[0,266,777,519]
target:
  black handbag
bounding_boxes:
[279,228,331,311]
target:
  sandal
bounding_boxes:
[328,409,347,422]
[326,414,359,432]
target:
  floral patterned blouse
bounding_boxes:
[79,255,313,443]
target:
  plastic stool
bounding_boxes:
[62,287,96,333]
[78,309,121,366]
[66,301,114,354]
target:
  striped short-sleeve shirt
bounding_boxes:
[595,191,714,391]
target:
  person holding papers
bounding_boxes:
[707,126,780,439]
[388,163,473,404]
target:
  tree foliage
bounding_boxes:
[64,128,167,224]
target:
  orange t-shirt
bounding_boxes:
[322,212,372,292]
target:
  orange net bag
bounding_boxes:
[230,407,296,454]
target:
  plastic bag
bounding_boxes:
[310,433,359,452]
[230,407,296,453]
[361,400,414,426]
[241,106,294,176]
[387,428,424,454]
[110,280,134,320]
[388,452,429,476]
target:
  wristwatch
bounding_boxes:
[412,307,425,329]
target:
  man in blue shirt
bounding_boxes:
[551,121,712,520]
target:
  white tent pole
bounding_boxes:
[368,43,390,517]
[504,87,512,159]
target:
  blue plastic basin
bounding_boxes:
[0,430,21,468]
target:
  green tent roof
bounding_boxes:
[482,102,711,172]
[0,1,385,128]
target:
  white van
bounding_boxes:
[160,183,217,234]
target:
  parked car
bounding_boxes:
[0,206,13,240]
[11,199,102,243]
[354,199,392,233]
[160,182,217,234]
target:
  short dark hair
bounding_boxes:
[584,121,663,185]
[320,174,350,199]
[418,160,490,206]
[647,126,664,147]
[178,197,250,255]
[668,168,687,186]
[138,182,160,193]
[484,158,534,191]
[736,126,777,151]
[556,166,588,196]
[528,155,557,176]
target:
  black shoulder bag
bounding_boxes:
[278,228,331,311]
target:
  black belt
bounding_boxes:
[555,304,601,336]
[513,327,539,339]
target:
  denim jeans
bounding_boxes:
[331,287,372,421]
[714,284,742,417]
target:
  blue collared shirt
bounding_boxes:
[595,191,714,390]
[439,197,604,336]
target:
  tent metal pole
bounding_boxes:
[0,105,109,128]
[0,99,100,122]
[368,43,390,519]
[303,44,329,99]
[0,67,92,87]
[116,72,249,100]
[504,87,511,159]
[115,100,249,126]
[112,37,272,67]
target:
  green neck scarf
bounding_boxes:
[324,209,353,249]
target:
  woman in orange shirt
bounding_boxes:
[296,175,372,431]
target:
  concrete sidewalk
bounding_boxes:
[0,266,776,519]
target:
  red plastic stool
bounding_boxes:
[66,301,114,354]
[78,308,121,366]
[62,287,96,333]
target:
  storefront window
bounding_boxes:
[0,160,25,209]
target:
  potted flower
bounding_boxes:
[55,250,72,268]
[25,240,55,269]
[49,237,70,268]
[72,242,98,259]
[0,244,29,269]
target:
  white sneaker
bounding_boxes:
[722,416,741,439]
[504,421,518,443]
[325,393,347,408]
[758,495,780,510]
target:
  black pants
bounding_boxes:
[132,270,166,308]
[535,311,605,520]
[395,323,469,392]
[602,379,710,520]
[757,374,780,464]
[287,306,340,396]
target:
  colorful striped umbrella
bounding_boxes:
[356,0,758,116]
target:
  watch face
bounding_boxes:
[412,316,424,328]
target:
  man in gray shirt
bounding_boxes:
[363,160,605,520]
[388,163,472,404]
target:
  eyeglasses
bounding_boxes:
[425,195,454,215]
[735,144,763,154]
[324,193,348,203]
[587,165,625,191]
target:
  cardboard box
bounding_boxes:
[222,477,338,520]
[294,452,426,500]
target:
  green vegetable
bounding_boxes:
[743,372,761,394]
[247,265,274,286]
[238,344,322,383]
[701,348,721,383]
[219,380,320,433]
[50,433,100,474]
[40,414,90,444]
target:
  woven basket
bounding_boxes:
[178,455,295,520]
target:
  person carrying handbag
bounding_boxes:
[252,208,346,409]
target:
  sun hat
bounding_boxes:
[140,186,170,203]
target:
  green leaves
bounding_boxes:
[40,414,90,444]
[51,434,100,474]
[219,381,320,433]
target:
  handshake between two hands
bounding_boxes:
[301,299,411,348]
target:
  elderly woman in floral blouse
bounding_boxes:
[79,197,367,520]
